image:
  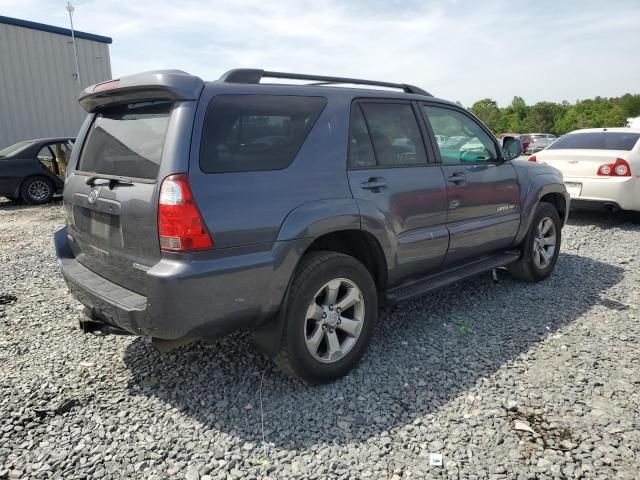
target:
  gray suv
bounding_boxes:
[55,69,569,383]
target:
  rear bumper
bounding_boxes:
[565,176,638,211]
[54,226,305,339]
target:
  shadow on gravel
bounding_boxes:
[123,253,623,449]
[0,196,62,209]
[567,208,640,227]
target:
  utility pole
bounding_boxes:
[66,1,81,87]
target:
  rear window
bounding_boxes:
[78,101,172,180]
[0,140,35,157]
[547,132,640,151]
[200,95,327,173]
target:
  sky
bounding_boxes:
[1,0,639,107]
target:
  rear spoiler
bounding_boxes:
[79,70,205,113]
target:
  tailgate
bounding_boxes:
[65,101,171,295]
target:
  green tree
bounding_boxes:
[527,102,565,133]
[466,93,639,135]
[470,98,501,132]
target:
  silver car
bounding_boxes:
[526,133,557,154]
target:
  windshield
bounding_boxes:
[77,101,172,180]
[0,140,35,157]
[547,132,640,151]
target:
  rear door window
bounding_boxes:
[200,95,327,173]
[358,103,427,166]
[348,105,376,168]
[547,132,640,151]
[77,101,172,180]
[37,145,54,164]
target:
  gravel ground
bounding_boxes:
[1,198,639,479]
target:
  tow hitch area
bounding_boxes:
[79,318,132,336]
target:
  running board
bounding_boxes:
[386,250,521,304]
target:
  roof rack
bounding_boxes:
[218,69,432,96]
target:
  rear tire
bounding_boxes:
[509,202,561,282]
[20,176,54,205]
[275,251,378,384]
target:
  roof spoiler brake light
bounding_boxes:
[93,79,121,93]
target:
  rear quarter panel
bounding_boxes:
[188,84,353,249]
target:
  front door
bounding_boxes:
[347,100,449,285]
[420,104,520,265]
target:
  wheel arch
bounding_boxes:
[514,175,569,245]
[255,197,393,357]
[303,229,388,293]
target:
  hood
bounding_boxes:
[511,158,563,181]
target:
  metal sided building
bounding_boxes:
[0,16,112,148]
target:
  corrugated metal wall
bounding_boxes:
[0,22,111,148]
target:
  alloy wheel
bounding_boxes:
[304,278,365,363]
[28,180,50,202]
[533,216,556,269]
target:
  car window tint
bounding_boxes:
[78,101,172,180]
[422,106,497,164]
[348,105,376,168]
[547,132,640,151]
[200,95,327,173]
[359,103,427,166]
[0,140,35,157]
[37,146,53,162]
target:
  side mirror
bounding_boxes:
[501,136,523,161]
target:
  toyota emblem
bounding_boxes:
[88,189,100,205]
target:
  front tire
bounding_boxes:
[508,202,561,282]
[20,176,54,205]
[275,251,378,384]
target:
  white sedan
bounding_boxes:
[528,128,640,212]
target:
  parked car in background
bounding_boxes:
[529,128,640,212]
[526,133,557,154]
[0,137,74,204]
[55,69,568,384]
[500,133,531,153]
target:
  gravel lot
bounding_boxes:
[1,199,639,479]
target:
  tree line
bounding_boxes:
[466,94,640,136]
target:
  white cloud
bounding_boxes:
[2,0,639,106]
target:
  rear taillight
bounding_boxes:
[158,174,213,252]
[528,155,537,162]
[597,158,631,177]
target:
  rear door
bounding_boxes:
[420,104,520,265]
[65,100,183,295]
[347,100,449,284]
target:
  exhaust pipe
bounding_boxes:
[603,203,619,212]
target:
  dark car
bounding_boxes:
[55,69,569,383]
[0,137,74,204]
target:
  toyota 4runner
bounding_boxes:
[55,69,569,383]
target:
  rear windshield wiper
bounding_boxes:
[85,175,134,189]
